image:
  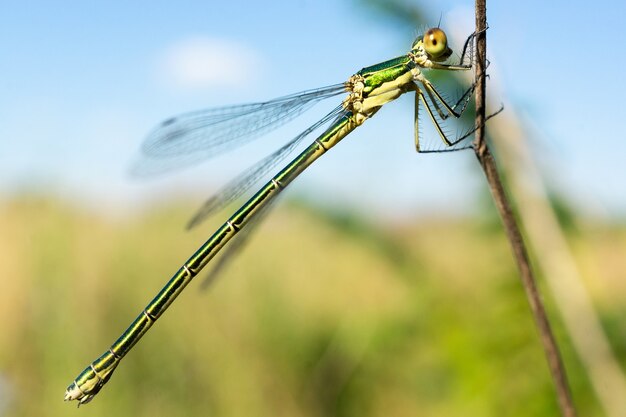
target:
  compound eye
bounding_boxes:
[423,28,448,58]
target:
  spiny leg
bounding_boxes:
[420,59,493,121]
[458,31,476,66]
[417,103,505,154]
[423,53,492,118]
[417,84,485,150]
[413,85,465,152]
[458,26,489,66]
[418,88,454,147]
[420,78,475,119]
[414,88,421,151]
[414,72,494,151]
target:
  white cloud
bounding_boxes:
[157,36,263,91]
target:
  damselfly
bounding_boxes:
[65,27,490,405]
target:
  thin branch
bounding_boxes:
[472,2,577,416]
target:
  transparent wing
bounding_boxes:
[187,104,347,228]
[193,106,349,287]
[132,84,346,176]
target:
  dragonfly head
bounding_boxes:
[411,28,453,62]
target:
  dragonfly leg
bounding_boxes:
[417,103,504,154]
[414,88,421,152]
[420,78,474,119]
[409,82,433,153]
[418,88,453,147]
[413,83,470,152]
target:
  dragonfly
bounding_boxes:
[65,26,490,405]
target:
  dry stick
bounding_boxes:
[472,2,577,416]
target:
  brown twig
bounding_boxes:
[472,2,577,416]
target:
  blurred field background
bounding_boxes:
[1,194,624,417]
[2,0,626,416]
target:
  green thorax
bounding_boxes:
[356,55,413,95]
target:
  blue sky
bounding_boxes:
[1,0,625,220]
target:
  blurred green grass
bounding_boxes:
[0,195,624,416]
